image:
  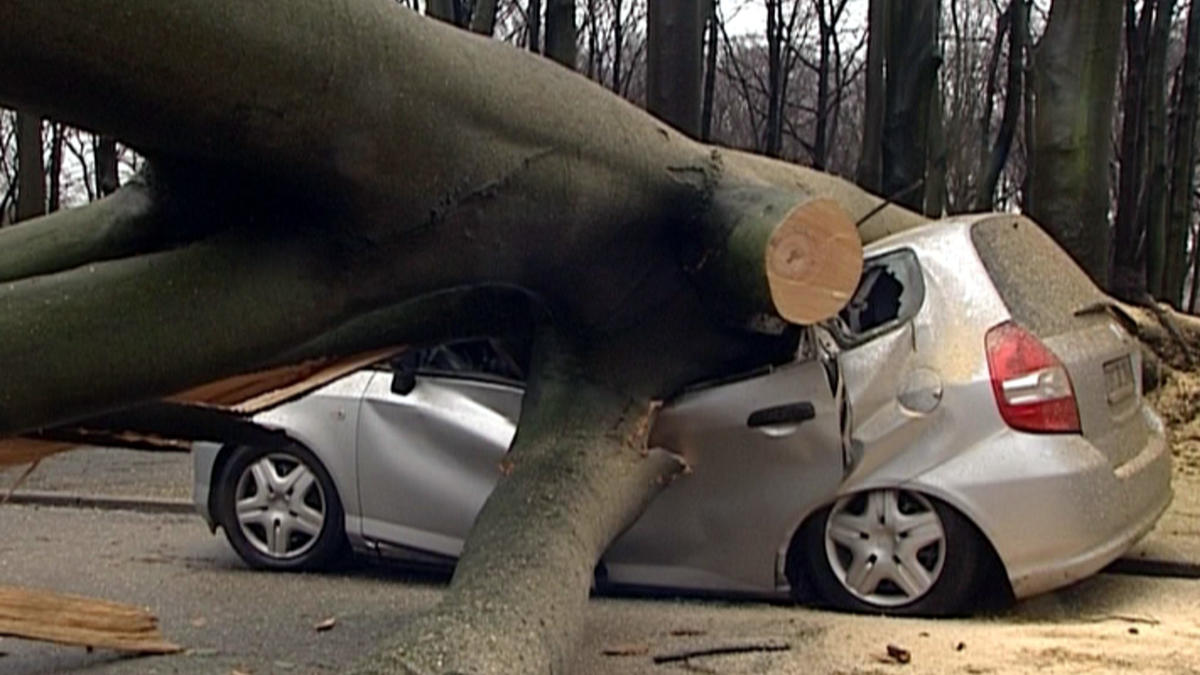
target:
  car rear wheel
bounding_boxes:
[213,444,347,571]
[796,489,990,615]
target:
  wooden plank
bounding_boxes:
[0,585,181,654]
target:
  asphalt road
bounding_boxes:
[3,504,1200,675]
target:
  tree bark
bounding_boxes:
[15,110,44,222]
[882,0,940,211]
[544,0,576,69]
[647,0,704,137]
[1144,0,1176,298]
[764,0,784,157]
[856,0,888,194]
[470,0,498,35]
[347,328,685,675]
[700,0,719,142]
[95,135,119,197]
[528,0,543,53]
[1163,0,1199,306]
[425,0,456,23]
[47,122,64,212]
[1113,0,1153,296]
[977,0,1027,210]
[1029,0,1123,287]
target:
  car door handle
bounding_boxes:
[747,402,816,429]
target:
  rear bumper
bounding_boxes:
[914,404,1172,599]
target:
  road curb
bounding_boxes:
[3,490,195,515]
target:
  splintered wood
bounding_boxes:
[0,585,181,654]
[0,438,74,470]
[765,198,863,324]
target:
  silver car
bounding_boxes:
[193,213,1172,615]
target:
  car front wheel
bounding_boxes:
[796,489,992,616]
[213,444,347,571]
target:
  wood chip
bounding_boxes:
[313,617,337,632]
[886,643,911,664]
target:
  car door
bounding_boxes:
[601,339,844,592]
[355,344,522,558]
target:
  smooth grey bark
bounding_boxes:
[544,0,576,68]
[528,0,542,52]
[700,0,719,141]
[95,135,119,197]
[1029,0,1123,286]
[1144,0,1176,298]
[15,110,43,222]
[347,328,685,675]
[1112,0,1152,296]
[882,0,940,211]
[47,122,64,212]
[977,0,1027,210]
[426,0,456,23]
[856,0,888,193]
[470,0,498,35]
[647,0,704,137]
[1163,0,1199,306]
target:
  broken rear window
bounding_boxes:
[829,248,925,348]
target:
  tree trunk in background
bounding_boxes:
[612,0,623,91]
[765,0,784,157]
[470,0,498,35]
[1144,0,1176,299]
[925,78,946,217]
[95,135,119,197]
[812,0,833,170]
[425,0,455,22]
[47,122,64,212]
[882,0,939,212]
[700,0,719,142]
[528,0,543,53]
[977,0,1027,211]
[15,110,44,222]
[857,0,888,194]
[1164,0,1199,307]
[1113,0,1154,296]
[544,0,576,69]
[1029,0,1123,287]
[647,0,704,137]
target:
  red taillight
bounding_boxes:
[985,321,1081,434]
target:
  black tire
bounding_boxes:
[213,443,348,571]
[791,489,993,616]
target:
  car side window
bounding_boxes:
[383,339,527,384]
[828,248,924,348]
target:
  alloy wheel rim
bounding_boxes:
[234,453,326,559]
[824,489,946,607]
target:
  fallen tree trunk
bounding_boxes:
[0,2,927,672]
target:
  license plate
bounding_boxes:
[1104,355,1135,404]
